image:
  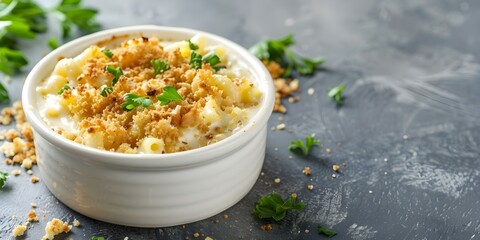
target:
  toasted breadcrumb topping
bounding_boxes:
[42,218,72,240]
[11,222,28,237]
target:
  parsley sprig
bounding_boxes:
[288,135,320,156]
[156,86,183,106]
[101,49,113,58]
[318,225,337,238]
[253,193,305,222]
[121,94,153,111]
[54,0,101,39]
[91,237,104,240]
[106,65,123,86]
[151,59,169,76]
[0,170,8,188]
[328,83,346,106]
[187,39,223,71]
[250,34,324,77]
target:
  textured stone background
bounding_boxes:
[1,0,480,239]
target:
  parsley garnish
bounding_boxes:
[156,86,183,106]
[48,37,59,50]
[57,84,70,95]
[318,225,337,238]
[91,237,104,240]
[121,94,153,111]
[202,51,222,71]
[249,34,324,77]
[106,65,123,86]
[190,51,202,69]
[253,193,304,222]
[0,170,8,189]
[288,135,320,156]
[151,59,170,76]
[187,39,199,50]
[328,83,346,106]
[0,81,9,102]
[100,85,113,97]
[54,0,101,39]
[101,49,113,58]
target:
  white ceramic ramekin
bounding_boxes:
[22,25,274,227]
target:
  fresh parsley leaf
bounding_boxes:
[0,47,28,75]
[100,85,112,97]
[253,193,304,222]
[249,34,324,77]
[48,37,59,50]
[288,135,320,156]
[202,51,222,71]
[106,65,123,86]
[0,170,8,188]
[91,236,104,240]
[121,93,153,111]
[187,39,198,50]
[54,0,101,39]
[101,49,113,58]
[318,225,337,238]
[190,51,202,69]
[0,81,9,102]
[156,86,183,106]
[151,59,169,76]
[328,83,346,106]
[57,84,70,95]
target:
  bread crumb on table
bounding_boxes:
[73,219,80,227]
[274,178,281,184]
[12,169,21,176]
[31,176,40,183]
[260,224,273,231]
[193,232,200,238]
[42,218,72,240]
[27,210,39,222]
[302,167,311,176]
[332,165,340,172]
[307,184,314,190]
[11,222,28,237]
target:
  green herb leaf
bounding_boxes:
[249,34,324,77]
[318,225,337,238]
[100,85,112,97]
[0,170,8,188]
[101,49,113,58]
[0,81,10,102]
[156,86,183,106]
[187,39,198,50]
[288,135,320,156]
[106,65,123,86]
[48,37,59,50]
[202,51,222,71]
[253,193,304,222]
[0,47,28,75]
[91,236,104,240]
[190,51,202,69]
[54,0,101,39]
[121,93,153,111]
[328,83,346,106]
[151,59,170,76]
[57,84,70,95]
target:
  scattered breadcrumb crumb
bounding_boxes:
[193,232,200,238]
[214,219,220,224]
[302,167,311,176]
[274,178,281,184]
[277,116,284,122]
[73,219,80,227]
[342,163,347,167]
[11,222,28,237]
[223,214,229,219]
[291,193,297,198]
[276,123,286,130]
[31,202,37,208]
[332,174,337,178]
[205,237,213,240]
[260,224,273,231]
[369,190,373,194]
[307,88,315,95]
[27,210,39,222]
[41,218,72,240]
[27,170,33,175]
[12,169,21,176]
[31,176,40,183]
[325,148,331,154]
[307,184,314,190]
[332,165,340,172]
[305,229,310,233]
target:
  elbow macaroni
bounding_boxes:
[37,34,262,154]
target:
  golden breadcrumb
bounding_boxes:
[42,218,72,240]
